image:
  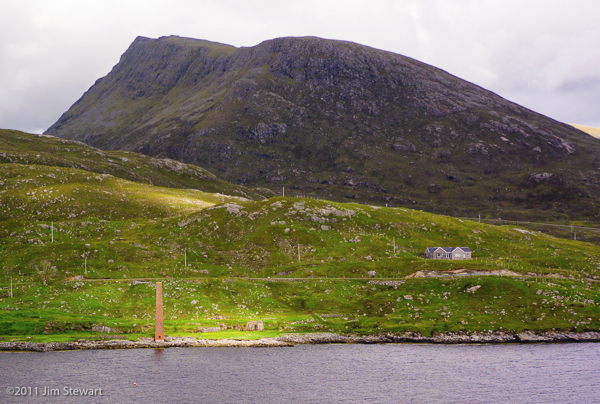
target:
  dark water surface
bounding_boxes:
[1,343,599,403]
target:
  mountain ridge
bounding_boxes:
[45,35,600,220]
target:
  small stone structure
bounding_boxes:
[245,321,264,331]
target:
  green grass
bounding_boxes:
[2,276,599,341]
[0,129,268,199]
[0,163,244,222]
[1,130,600,342]
[1,196,600,341]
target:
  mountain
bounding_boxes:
[45,35,600,221]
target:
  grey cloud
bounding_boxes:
[557,77,600,94]
[2,0,600,132]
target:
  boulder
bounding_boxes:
[197,327,221,333]
[92,325,111,333]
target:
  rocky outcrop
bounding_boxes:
[197,327,222,333]
[0,337,293,352]
[277,331,600,344]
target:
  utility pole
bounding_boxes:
[297,244,300,263]
[283,187,285,197]
[51,222,54,243]
[82,251,89,276]
[10,276,13,298]
[478,214,481,223]
[221,193,224,203]
[393,238,396,254]
[184,249,187,267]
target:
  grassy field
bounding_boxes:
[1,130,600,342]
[1,195,600,342]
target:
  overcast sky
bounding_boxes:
[2,0,600,134]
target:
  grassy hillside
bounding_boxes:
[0,129,269,199]
[0,163,245,222]
[1,128,599,342]
[1,196,599,341]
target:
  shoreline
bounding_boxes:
[2,331,600,352]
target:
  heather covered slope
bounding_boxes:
[46,35,600,220]
[1,130,600,341]
[0,129,268,199]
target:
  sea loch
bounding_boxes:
[2,343,599,403]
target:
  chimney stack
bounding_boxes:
[155,282,164,342]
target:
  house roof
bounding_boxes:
[426,247,472,253]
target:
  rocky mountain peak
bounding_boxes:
[45,35,600,220]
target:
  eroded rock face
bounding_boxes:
[45,35,600,220]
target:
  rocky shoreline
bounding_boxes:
[1,331,600,352]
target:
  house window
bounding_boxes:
[457,253,462,258]
[437,253,442,257]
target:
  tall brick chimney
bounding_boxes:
[155,282,164,342]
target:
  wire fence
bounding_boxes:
[459,217,600,233]
[288,194,600,234]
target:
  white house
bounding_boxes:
[425,247,472,260]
